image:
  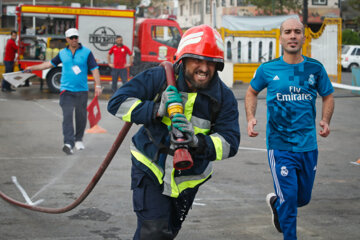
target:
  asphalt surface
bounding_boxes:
[0,72,359,240]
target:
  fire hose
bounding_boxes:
[0,61,192,213]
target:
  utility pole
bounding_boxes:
[303,0,308,26]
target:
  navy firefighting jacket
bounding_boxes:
[108,65,240,198]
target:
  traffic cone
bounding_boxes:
[351,158,360,165]
[86,124,107,133]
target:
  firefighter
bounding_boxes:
[107,24,240,240]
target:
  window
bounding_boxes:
[355,48,360,56]
[206,0,211,14]
[312,0,327,6]
[222,0,226,7]
[269,42,273,60]
[230,0,234,6]
[227,41,232,60]
[248,42,252,62]
[237,0,245,6]
[189,0,192,15]
[342,45,350,54]
[258,41,263,62]
[237,41,241,62]
[151,26,182,48]
[180,4,184,16]
[351,48,357,55]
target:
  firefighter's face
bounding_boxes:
[184,58,216,90]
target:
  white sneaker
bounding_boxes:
[75,141,85,150]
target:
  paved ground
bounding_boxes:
[0,72,359,240]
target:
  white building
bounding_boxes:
[176,0,341,29]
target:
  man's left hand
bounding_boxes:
[171,113,198,147]
[319,120,330,137]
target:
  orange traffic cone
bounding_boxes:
[351,158,360,165]
[86,124,107,133]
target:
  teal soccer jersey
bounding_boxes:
[250,56,334,152]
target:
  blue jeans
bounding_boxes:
[2,61,14,90]
[111,68,128,93]
[59,91,88,148]
[268,149,318,240]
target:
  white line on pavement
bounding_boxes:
[11,176,44,206]
[238,146,267,152]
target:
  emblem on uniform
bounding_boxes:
[281,166,288,177]
[308,74,315,86]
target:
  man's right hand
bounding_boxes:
[108,63,114,68]
[247,118,259,137]
[157,85,183,118]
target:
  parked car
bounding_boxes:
[341,45,360,72]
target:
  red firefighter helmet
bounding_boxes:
[174,24,225,71]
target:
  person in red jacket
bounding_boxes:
[107,35,133,93]
[2,31,18,92]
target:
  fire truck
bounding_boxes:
[16,5,182,93]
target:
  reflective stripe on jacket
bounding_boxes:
[108,65,240,197]
[130,144,213,198]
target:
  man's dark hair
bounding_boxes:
[11,30,17,35]
[116,35,122,39]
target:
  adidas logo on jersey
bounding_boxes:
[273,75,280,80]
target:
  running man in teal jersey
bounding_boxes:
[245,18,335,240]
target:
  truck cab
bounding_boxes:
[131,17,182,76]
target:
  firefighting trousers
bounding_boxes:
[131,164,199,240]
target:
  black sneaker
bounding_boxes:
[62,144,74,155]
[266,193,282,233]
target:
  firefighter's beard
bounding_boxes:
[184,68,212,90]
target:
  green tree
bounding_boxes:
[347,0,360,29]
[245,0,302,15]
[347,0,360,11]
[342,29,360,45]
